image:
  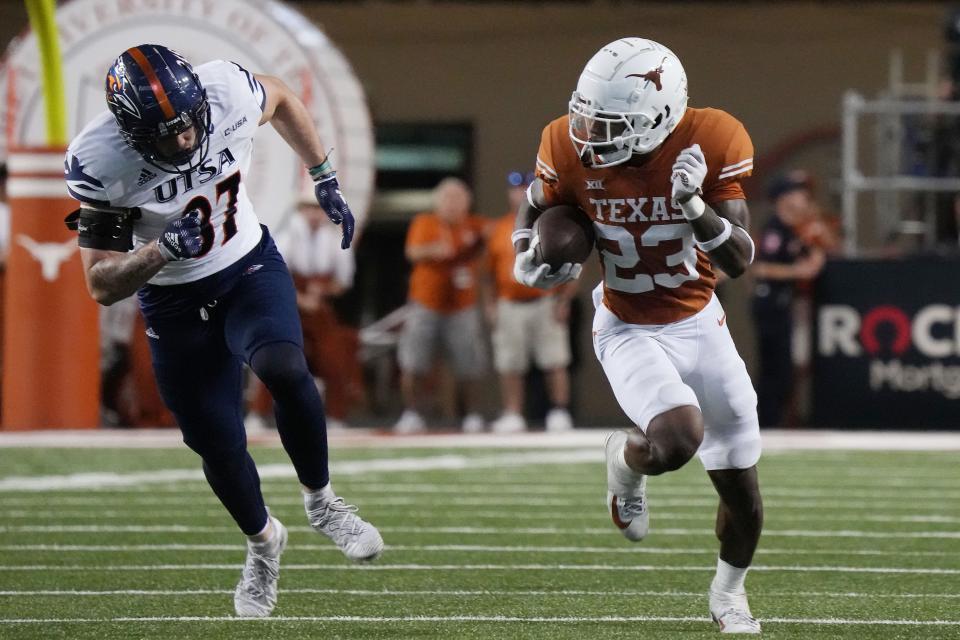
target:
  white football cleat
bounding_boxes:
[305,488,384,561]
[234,515,287,617]
[491,412,527,434]
[545,407,574,432]
[604,430,648,541]
[709,589,761,634]
[393,409,427,434]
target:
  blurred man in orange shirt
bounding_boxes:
[486,171,574,433]
[394,178,489,433]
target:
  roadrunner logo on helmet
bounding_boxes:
[105,44,212,175]
[569,38,688,168]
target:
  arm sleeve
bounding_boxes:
[702,117,754,205]
[64,149,110,207]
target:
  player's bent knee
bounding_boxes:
[647,397,704,472]
[658,432,701,471]
[250,342,310,388]
[185,434,248,470]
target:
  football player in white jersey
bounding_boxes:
[64,44,382,618]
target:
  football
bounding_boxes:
[532,205,596,269]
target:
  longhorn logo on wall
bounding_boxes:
[0,0,375,231]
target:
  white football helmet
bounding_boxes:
[569,38,688,168]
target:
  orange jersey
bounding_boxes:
[487,212,551,302]
[535,107,753,325]
[406,212,487,313]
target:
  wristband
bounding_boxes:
[679,194,706,220]
[308,150,335,181]
[156,237,175,262]
[511,228,533,245]
[695,217,732,252]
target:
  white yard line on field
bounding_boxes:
[0,563,957,574]
[0,508,960,524]
[1,524,958,539]
[1,588,958,599]
[0,451,598,492]
[0,543,953,558]
[0,614,958,626]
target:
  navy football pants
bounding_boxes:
[142,233,330,535]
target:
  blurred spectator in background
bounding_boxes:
[246,193,363,432]
[751,171,826,427]
[484,171,574,433]
[394,177,489,434]
[99,297,139,426]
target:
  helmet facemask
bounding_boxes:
[569,91,680,168]
[119,96,211,175]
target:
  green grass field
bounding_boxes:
[0,440,958,639]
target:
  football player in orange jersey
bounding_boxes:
[513,38,762,634]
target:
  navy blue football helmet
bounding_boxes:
[105,45,211,174]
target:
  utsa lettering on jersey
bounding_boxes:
[63,44,381,619]
[513,38,763,634]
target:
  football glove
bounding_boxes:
[671,143,707,204]
[157,212,204,261]
[312,170,355,250]
[513,236,583,289]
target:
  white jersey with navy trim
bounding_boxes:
[65,60,268,286]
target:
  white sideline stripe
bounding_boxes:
[0,614,958,626]
[2,588,958,600]
[1,563,957,575]
[0,544,952,558]
[0,450,599,491]
[2,524,959,539]
[718,164,753,180]
[3,428,960,451]
[719,157,753,172]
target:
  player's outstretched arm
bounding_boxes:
[256,74,355,249]
[671,144,754,279]
[256,74,326,167]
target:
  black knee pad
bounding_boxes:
[250,342,311,389]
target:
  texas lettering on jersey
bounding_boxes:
[535,107,754,325]
[64,60,267,286]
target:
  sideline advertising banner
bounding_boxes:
[813,258,960,429]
